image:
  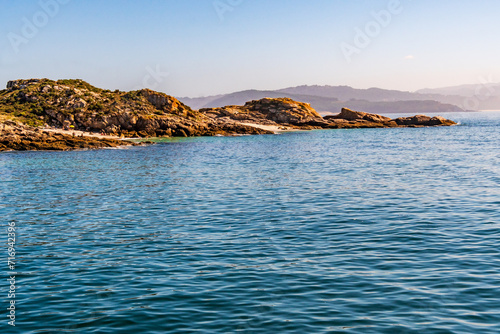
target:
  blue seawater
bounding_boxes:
[1,112,500,333]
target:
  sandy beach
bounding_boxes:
[240,123,296,133]
[42,128,128,140]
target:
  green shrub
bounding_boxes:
[88,102,104,111]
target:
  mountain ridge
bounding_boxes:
[178,83,500,113]
[417,82,500,97]
[178,85,465,114]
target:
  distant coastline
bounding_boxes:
[1,79,457,152]
[178,83,500,114]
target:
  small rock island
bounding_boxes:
[0,79,456,151]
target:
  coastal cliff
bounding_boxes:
[0,79,457,151]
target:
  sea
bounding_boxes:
[1,111,499,333]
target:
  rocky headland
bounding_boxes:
[0,79,457,151]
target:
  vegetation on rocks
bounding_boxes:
[0,120,138,151]
[1,79,207,137]
[200,97,325,129]
[0,79,457,151]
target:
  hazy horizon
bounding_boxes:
[5,78,500,100]
[2,0,500,97]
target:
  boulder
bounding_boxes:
[394,115,431,126]
[331,108,392,123]
[429,116,455,126]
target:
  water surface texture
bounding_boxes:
[2,112,500,333]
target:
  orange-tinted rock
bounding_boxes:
[327,108,392,123]
[0,121,138,151]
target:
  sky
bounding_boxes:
[1,0,499,97]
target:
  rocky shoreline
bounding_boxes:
[322,108,457,128]
[0,79,457,151]
[0,121,139,151]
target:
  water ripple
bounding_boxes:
[2,112,500,333]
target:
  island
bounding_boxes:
[0,79,457,151]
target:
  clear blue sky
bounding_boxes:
[1,0,499,97]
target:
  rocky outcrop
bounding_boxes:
[200,98,325,129]
[6,79,42,90]
[2,79,200,137]
[0,79,458,151]
[394,115,456,126]
[0,79,274,138]
[326,108,392,123]
[141,89,193,118]
[244,98,322,124]
[0,121,137,151]
[323,107,456,128]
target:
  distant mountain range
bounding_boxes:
[178,83,500,114]
[417,83,500,97]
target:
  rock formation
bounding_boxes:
[200,98,327,129]
[0,120,138,151]
[0,79,273,138]
[0,79,457,151]
[323,108,456,128]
